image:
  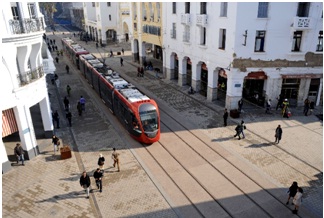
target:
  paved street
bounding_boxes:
[2,26,323,218]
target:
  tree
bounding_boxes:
[39,3,57,27]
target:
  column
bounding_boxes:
[178,56,186,87]
[316,78,322,106]
[39,96,54,137]
[206,64,218,102]
[1,140,11,173]
[191,59,199,92]
[14,105,39,160]
[298,78,311,106]
[225,70,246,110]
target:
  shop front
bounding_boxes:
[243,71,267,106]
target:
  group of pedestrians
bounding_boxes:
[286,181,304,214]
[79,148,121,199]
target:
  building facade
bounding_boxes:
[163,2,323,109]
[1,2,53,173]
[70,2,84,30]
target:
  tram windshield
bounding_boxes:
[139,104,158,132]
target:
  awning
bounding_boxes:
[245,71,268,80]
[281,74,322,79]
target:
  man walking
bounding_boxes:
[65,65,70,74]
[63,96,69,111]
[265,99,271,114]
[93,168,103,192]
[274,125,283,144]
[52,135,60,154]
[112,148,120,172]
[121,48,124,55]
[53,110,60,128]
[80,96,86,111]
[223,108,228,127]
[77,102,82,116]
[14,143,25,166]
[66,85,71,97]
[234,124,243,140]
[66,111,72,127]
[80,171,91,199]
[120,57,124,66]
[238,99,243,112]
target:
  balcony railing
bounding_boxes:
[183,31,190,42]
[196,14,208,27]
[292,17,312,29]
[181,13,191,25]
[9,17,45,35]
[17,66,44,87]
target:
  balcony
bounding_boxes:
[170,29,176,39]
[17,66,44,87]
[181,13,191,25]
[292,17,312,29]
[9,17,45,35]
[196,14,208,27]
[183,31,190,43]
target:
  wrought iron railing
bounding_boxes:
[9,17,45,35]
[17,66,45,86]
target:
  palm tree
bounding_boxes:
[39,2,57,28]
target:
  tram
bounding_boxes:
[66,40,160,144]
[61,38,89,68]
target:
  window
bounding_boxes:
[316,31,323,51]
[92,2,95,7]
[200,2,207,15]
[297,2,310,17]
[257,2,268,18]
[220,2,228,17]
[11,6,19,20]
[171,23,176,39]
[185,2,190,14]
[291,31,302,52]
[109,15,111,21]
[172,2,176,14]
[219,29,226,49]
[28,3,36,19]
[255,31,266,52]
[200,27,206,45]
[107,2,111,7]
[183,26,190,42]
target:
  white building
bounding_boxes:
[1,2,53,173]
[83,2,120,44]
[163,2,323,109]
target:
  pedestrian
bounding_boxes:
[110,50,113,57]
[309,100,315,115]
[265,99,271,114]
[56,50,60,57]
[112,148,120,172]
[120,57,123,66]
[55,45,58,51]
[60,49,63,56]
[98,154,105,171]
[121,48,124,55]
[303,98,310,116]
[140,66,144,77]
[77,102,82,116]
[80,96,86,111]
[48,46,52,52]
[240,120,246,139]
[79,171,91,199]
[96,42,98,49]
[93,168,103,193]
[53,110,60,128]
[234,123,243,140]
[282,99,290,118]
[292,187,303,214]
[238,99,243,112]
[50,39,52,45]
[52,45,55,51]
[276,94,283,110]
[66,65,70,74]
[137,66,141,77]
[286,181,298,205]
[274,125,283,144]
[14,143,25,166]
[66,85,71,96]
[55,56,59,63]
[66,111,72,127]
[52,135,60,154]
[223,108,228,127]
[63,96,70,111]
[53,39,55,45]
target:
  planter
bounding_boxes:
[60,145,72,160]
[230,109,240,118]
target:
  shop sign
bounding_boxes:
[281,74,322,79]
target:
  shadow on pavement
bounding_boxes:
[246,142,274,148]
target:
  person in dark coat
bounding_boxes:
[53,110,60,128]
[93,168,103,192]
[55,56,59,63]
[120,57,123,66]
[66,65,70,74]
[303,99,310,116]
[80,171,91,199]
[286,181,298,205]
[274,125,283,144]
[97,154,105,171]
[63,96,69,111]
[66,111,72,127]
[52,135,60,154]
[309,100,315,115]
[14,143,25,166]
[238,99,243,112]
[234,124,243,140]
[223,108,228,127]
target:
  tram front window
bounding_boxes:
[139,104,158,135]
